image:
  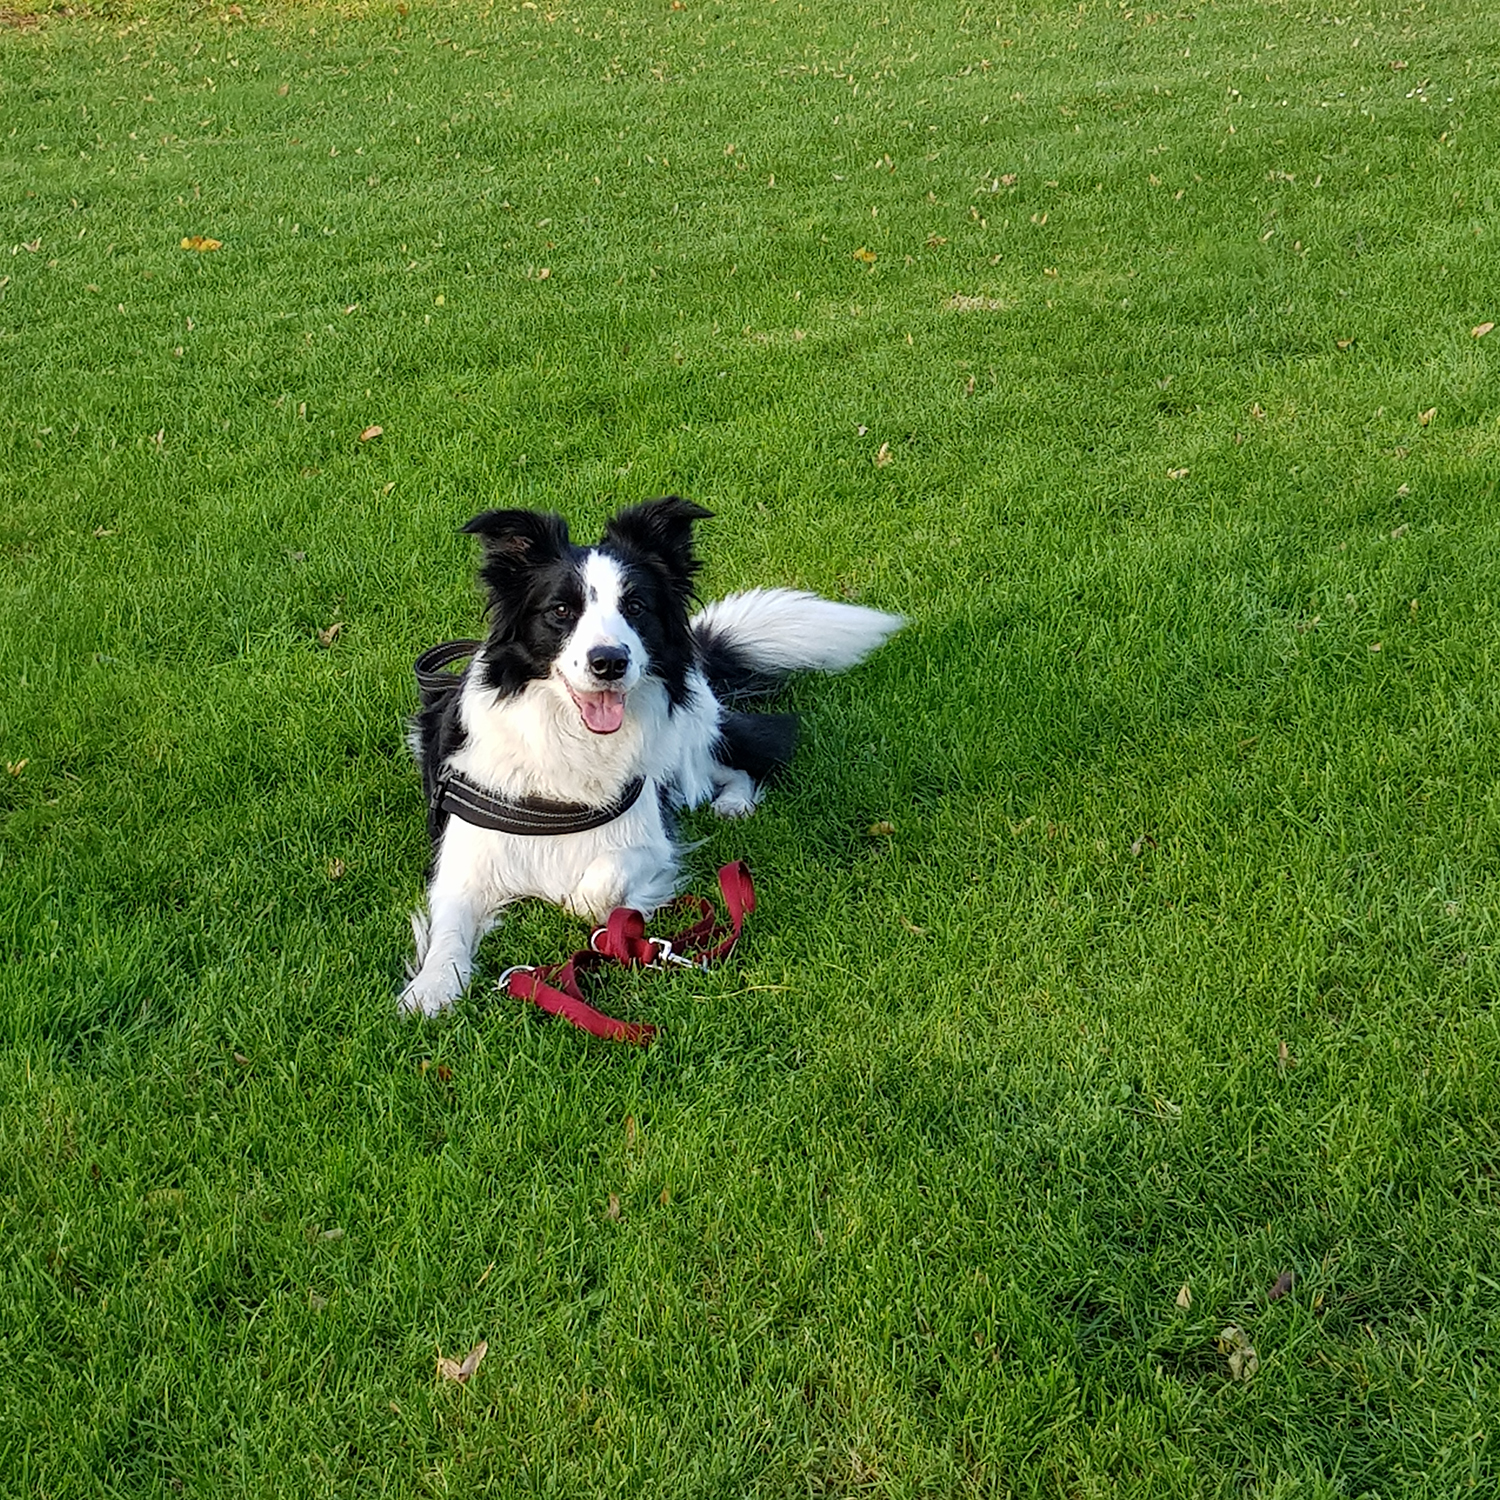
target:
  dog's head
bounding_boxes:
[460,497,711,733]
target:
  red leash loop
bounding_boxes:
[501,862,754,1046]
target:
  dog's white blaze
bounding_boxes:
[559,552,647,697]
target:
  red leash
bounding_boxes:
[500,862,755,1046]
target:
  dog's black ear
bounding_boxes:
[602,496,712,590]
[461,508,571,562]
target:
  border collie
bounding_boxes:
[400,496,903,1017]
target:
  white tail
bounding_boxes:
[691,588,904,674]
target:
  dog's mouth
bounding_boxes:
[568,685,627,735]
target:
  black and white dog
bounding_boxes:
[400,497,902,1017]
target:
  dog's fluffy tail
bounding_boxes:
[691,588,904,701]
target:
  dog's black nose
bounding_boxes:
[587,645,629,681]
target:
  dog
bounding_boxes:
[400,496,903,1017]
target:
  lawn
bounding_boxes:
[4,0,1500,1494]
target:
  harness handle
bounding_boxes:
[415,639,481,711]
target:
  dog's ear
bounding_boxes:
[461,508,571,562]
[602,496,712,590]
[461,511,572,632]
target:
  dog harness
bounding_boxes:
[415,640,645,836]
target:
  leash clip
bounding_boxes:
[497,964,537,988]
[648,937,709,971]
[587,927,706,970]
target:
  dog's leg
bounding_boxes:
[400,852,498,1017]
[704,710,795,817]
[709,764,761,818]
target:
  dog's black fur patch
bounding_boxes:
[716,711,800,784]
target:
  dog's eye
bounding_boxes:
[621,597,644,619]
[551,602,577,622]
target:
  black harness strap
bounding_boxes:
[415,640,647,838]
[436,768,647,836]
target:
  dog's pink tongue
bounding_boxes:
[577,690,626,734]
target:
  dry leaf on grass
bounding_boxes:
[1175,1285,1193,1309]
[1474,321,1495,339]
[317,622,343,647]
[1418,406,1437,426]
[180,235,222,252]
[1217,1324,1259,1381]
[436,1341,487,1384]
[1277,1039,1297,1070]
[606,1193,622,1221]
[874,442,892,467]
[1268,1270,1295,1301]
[852,246,877,264]
[867,821,896,836]
[358,425,383,442]
[1166,467,1189,480]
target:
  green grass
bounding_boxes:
[4,0,1500,1493]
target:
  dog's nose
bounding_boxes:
[586,645,629,681]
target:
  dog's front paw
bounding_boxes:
[399,971,463,1019]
